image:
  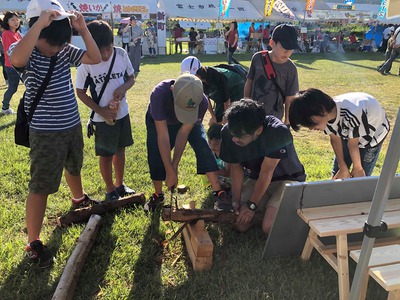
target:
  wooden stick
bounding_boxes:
[57,193,145,227]
[162,206,236,224]
[52,214,102,300]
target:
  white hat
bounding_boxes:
[390,26,395,32]
[173,73,204,124]
[26,0,76,21]
[181,56,202,75]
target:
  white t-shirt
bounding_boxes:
[383,27,392,39]
[324,92,389,148]
[394,27,400,46]
[76,47,134,122]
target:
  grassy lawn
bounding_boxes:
[0,51,399,300]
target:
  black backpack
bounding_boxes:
[213,63,248,80]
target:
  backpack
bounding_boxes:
[213,63,248,80]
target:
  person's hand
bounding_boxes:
[351,167,366,178]
[98,105,117,120]
[232,201,240,215]
[112,86,126,102]
[37,10,60,29]
[165,170,178,191]
[70,11,86,33]
[332,168,351,180]
[236,206,255,225]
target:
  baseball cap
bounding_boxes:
[130,15,137,21]
[181,56,202,75]
[173,73,204,124]
[271,24,300,50]
[26,0,76,20]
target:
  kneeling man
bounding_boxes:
[220,99,306,233]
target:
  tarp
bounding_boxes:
[163,0,264,21]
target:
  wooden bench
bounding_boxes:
[350,245,400,300]
[298,198,400,300]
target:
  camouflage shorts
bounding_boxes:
[29,125,84,194]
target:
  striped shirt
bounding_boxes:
[12,43,85,131]
[324,92,390,148]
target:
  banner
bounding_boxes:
[274,0,296,19]
[264,0,275,17]
[344,0,355,5]
[305,0,316,16]
[378,0,388,19]
[219,0,232,18]
[387,0,400,18]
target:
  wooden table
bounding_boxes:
[298,198,400,300]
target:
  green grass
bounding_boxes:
[0,52,399,300]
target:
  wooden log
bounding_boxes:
[52,214,102,300]
[57,193,145,227]
[162,206,236,224]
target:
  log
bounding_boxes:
[52,214,102,300]
[57,193,146,227]
[162,205,236,224]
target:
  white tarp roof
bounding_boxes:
[163,0,264,21]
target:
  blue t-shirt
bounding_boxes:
[147,79,208,125]
[13,43,85,132]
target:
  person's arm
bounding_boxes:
[233,32,238,47]
[72,12,101,65]
[230,163,244,214]
[347,137,365,178]
[284,95,295,125]
[236,156,279,225]
[207,98,217,125]
[155,120,176,189]
[10,10,57,68]
[76,88,117,120]
[330,134,351,179]
[244,78,253,98]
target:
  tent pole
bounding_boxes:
[349,108,400,300]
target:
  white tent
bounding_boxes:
[163,0,264,22]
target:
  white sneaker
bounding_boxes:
[1,108,15,115]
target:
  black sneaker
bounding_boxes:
[144,193,164,213]
[115,184,136,197]
[213,190,233,212]
[71,194,100,209]
[26,240,54,268]
[105,190,120,201]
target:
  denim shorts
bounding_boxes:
[29,125,83,194]
[146,112,218,181]
[332,139,384,177]
[94,114,133,157]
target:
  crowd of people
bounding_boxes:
[0,0,392,270]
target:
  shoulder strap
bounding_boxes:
[28,55,57,122]
[260,51,285,111]
[90,48,117,119]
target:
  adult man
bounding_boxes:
[220,100,306,234]
[244,24,300,125]
[123,15,143,73]
[379,26,400,75]
[381,25,393,53]
[145,73,231,212]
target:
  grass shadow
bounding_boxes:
[128,208,164,299]
[0,118,16,131]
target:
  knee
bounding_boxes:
[261,222,272,234]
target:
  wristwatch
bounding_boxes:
[246,200,258,211]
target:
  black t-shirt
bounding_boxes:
[220,116,306,182]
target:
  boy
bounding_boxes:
[207,123,230,178]
[244,24,300,125]
[289,88,390,179]
[145,73,232,212]
[76,20,136,201]
[220,99,305,234]
[10,0,101,267]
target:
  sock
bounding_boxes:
[72,195,85,203]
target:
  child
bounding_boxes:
[10,0,101,268]
[289,88,390,179]
[244,24,300,125]
[76,20,136,202]
[207,124,230,178]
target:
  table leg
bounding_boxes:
[337,234,350,300]
[301,229,317,261]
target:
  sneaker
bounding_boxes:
[26,240,54,268]
[105,190,120,201]
[71,194,99,209]
[1,108,15,115]
[143,192,164,213]
[115,184,135,197]
[213,190,233,212]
